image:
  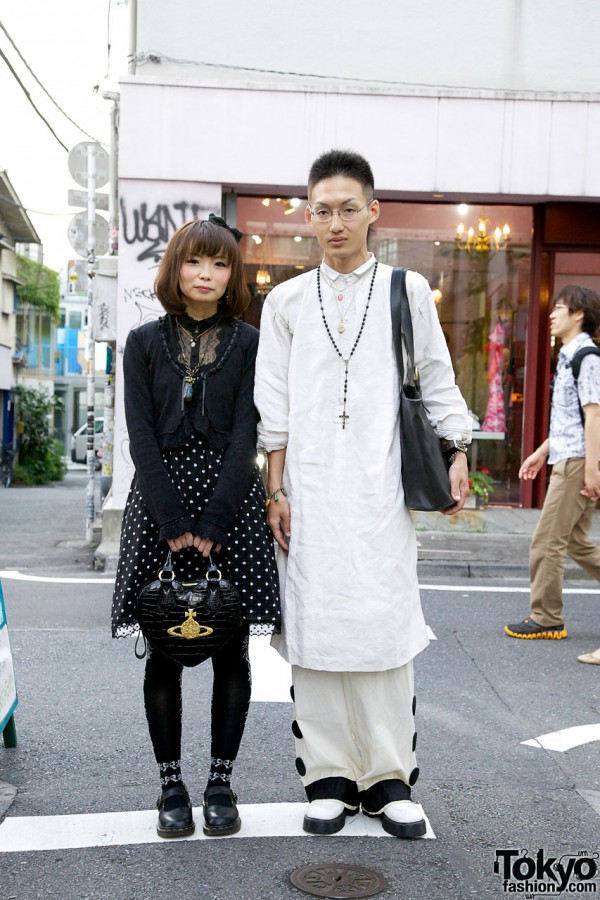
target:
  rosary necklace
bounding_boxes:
[319,265,373,333]
[317,261,378,429]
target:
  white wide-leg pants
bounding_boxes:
[291,662,419,806]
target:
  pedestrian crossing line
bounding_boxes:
[421,583,600,594]
[521,723,600,752]
[0,570,114,584]
[3,570,599,595]
[0,803,435,852]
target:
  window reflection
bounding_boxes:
[237,196,533,504]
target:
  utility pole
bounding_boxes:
[85,142,97,543]
[67,141,110,544]
[100,92,120,506]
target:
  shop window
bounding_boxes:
[375,202,533,505]
[237,195,533,504]
[237,195,318,328]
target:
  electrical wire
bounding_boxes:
[0,194,73,217]
[0,46,68,152]
[0,19,104,143]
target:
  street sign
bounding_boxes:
[68,142,109,189]
[68,189,109,211]
[93,256,118,341]
[67,211,109,258]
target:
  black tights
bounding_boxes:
[143,626,251,790]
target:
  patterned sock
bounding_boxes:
[159,759,183,790]
[207,756,234,789]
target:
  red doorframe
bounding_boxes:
[520,206,553,508]
[520,200,600,508]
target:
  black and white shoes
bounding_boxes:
[303,797,426,838]
[363,799,426,838]
[303,799,359,835]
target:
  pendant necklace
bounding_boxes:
[317,261,378,429]
[177,319,220,407]
[320,266,372,333]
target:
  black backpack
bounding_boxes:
[566,346,600,423]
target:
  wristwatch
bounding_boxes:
[440,439,469,462]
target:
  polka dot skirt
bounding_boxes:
[111,436,281,639]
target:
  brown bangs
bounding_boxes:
[154,219,250,318]
[180,220,236,266]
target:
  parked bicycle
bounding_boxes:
[1,443,14,488]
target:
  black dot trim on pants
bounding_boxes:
[292,720,303,739]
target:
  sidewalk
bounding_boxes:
[414,506,600,580]
[1,471,599,583]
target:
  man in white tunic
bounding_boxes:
[255,150,471,837]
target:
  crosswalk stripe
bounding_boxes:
[0,803,435,851]
[521,723,600,752]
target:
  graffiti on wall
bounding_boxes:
[120,198,218,263]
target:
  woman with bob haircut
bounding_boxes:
[111,215,280,839]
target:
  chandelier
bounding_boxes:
[455,218,510,252]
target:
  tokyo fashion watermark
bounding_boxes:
[494,849,598,894]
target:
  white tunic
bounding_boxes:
[255,258,471,672]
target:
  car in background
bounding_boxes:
[71,417,104,464]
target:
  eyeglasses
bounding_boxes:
[552,302,570,311]
[308,201,374,224]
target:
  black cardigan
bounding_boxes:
[123,314,260,545]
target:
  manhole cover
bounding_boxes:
[290,863,388,898]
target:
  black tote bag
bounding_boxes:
[390,268,455,512]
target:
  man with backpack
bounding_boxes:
[506,285,600,645]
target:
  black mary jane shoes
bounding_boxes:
[202,784,241,836]
[156,783,195,838]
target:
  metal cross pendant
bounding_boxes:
[339,409,350,429]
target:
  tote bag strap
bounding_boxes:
[390,267,417,384]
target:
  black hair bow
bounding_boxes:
[208,213,243,244]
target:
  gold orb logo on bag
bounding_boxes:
[167,609,214,640]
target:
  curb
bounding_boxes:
[416,560,598,580]
[0,781,17,823]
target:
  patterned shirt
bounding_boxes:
[548,332,600,464]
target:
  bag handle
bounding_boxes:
[390,267,418,385]
[158,549,221,583]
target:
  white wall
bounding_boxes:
[120,79,600,201]
[136,0,600,96]
[112,178,221,505]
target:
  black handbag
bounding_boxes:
[390,267,455,512]
[136,551,243,667]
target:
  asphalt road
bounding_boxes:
[1,474,599,899]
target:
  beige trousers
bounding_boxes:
[530,457,600,626]
[291,663,419,799]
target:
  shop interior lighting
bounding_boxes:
[455,218,510,252]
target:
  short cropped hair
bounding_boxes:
[308,149,375,198]
[555,284,600,339]
[154,219,250,319]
